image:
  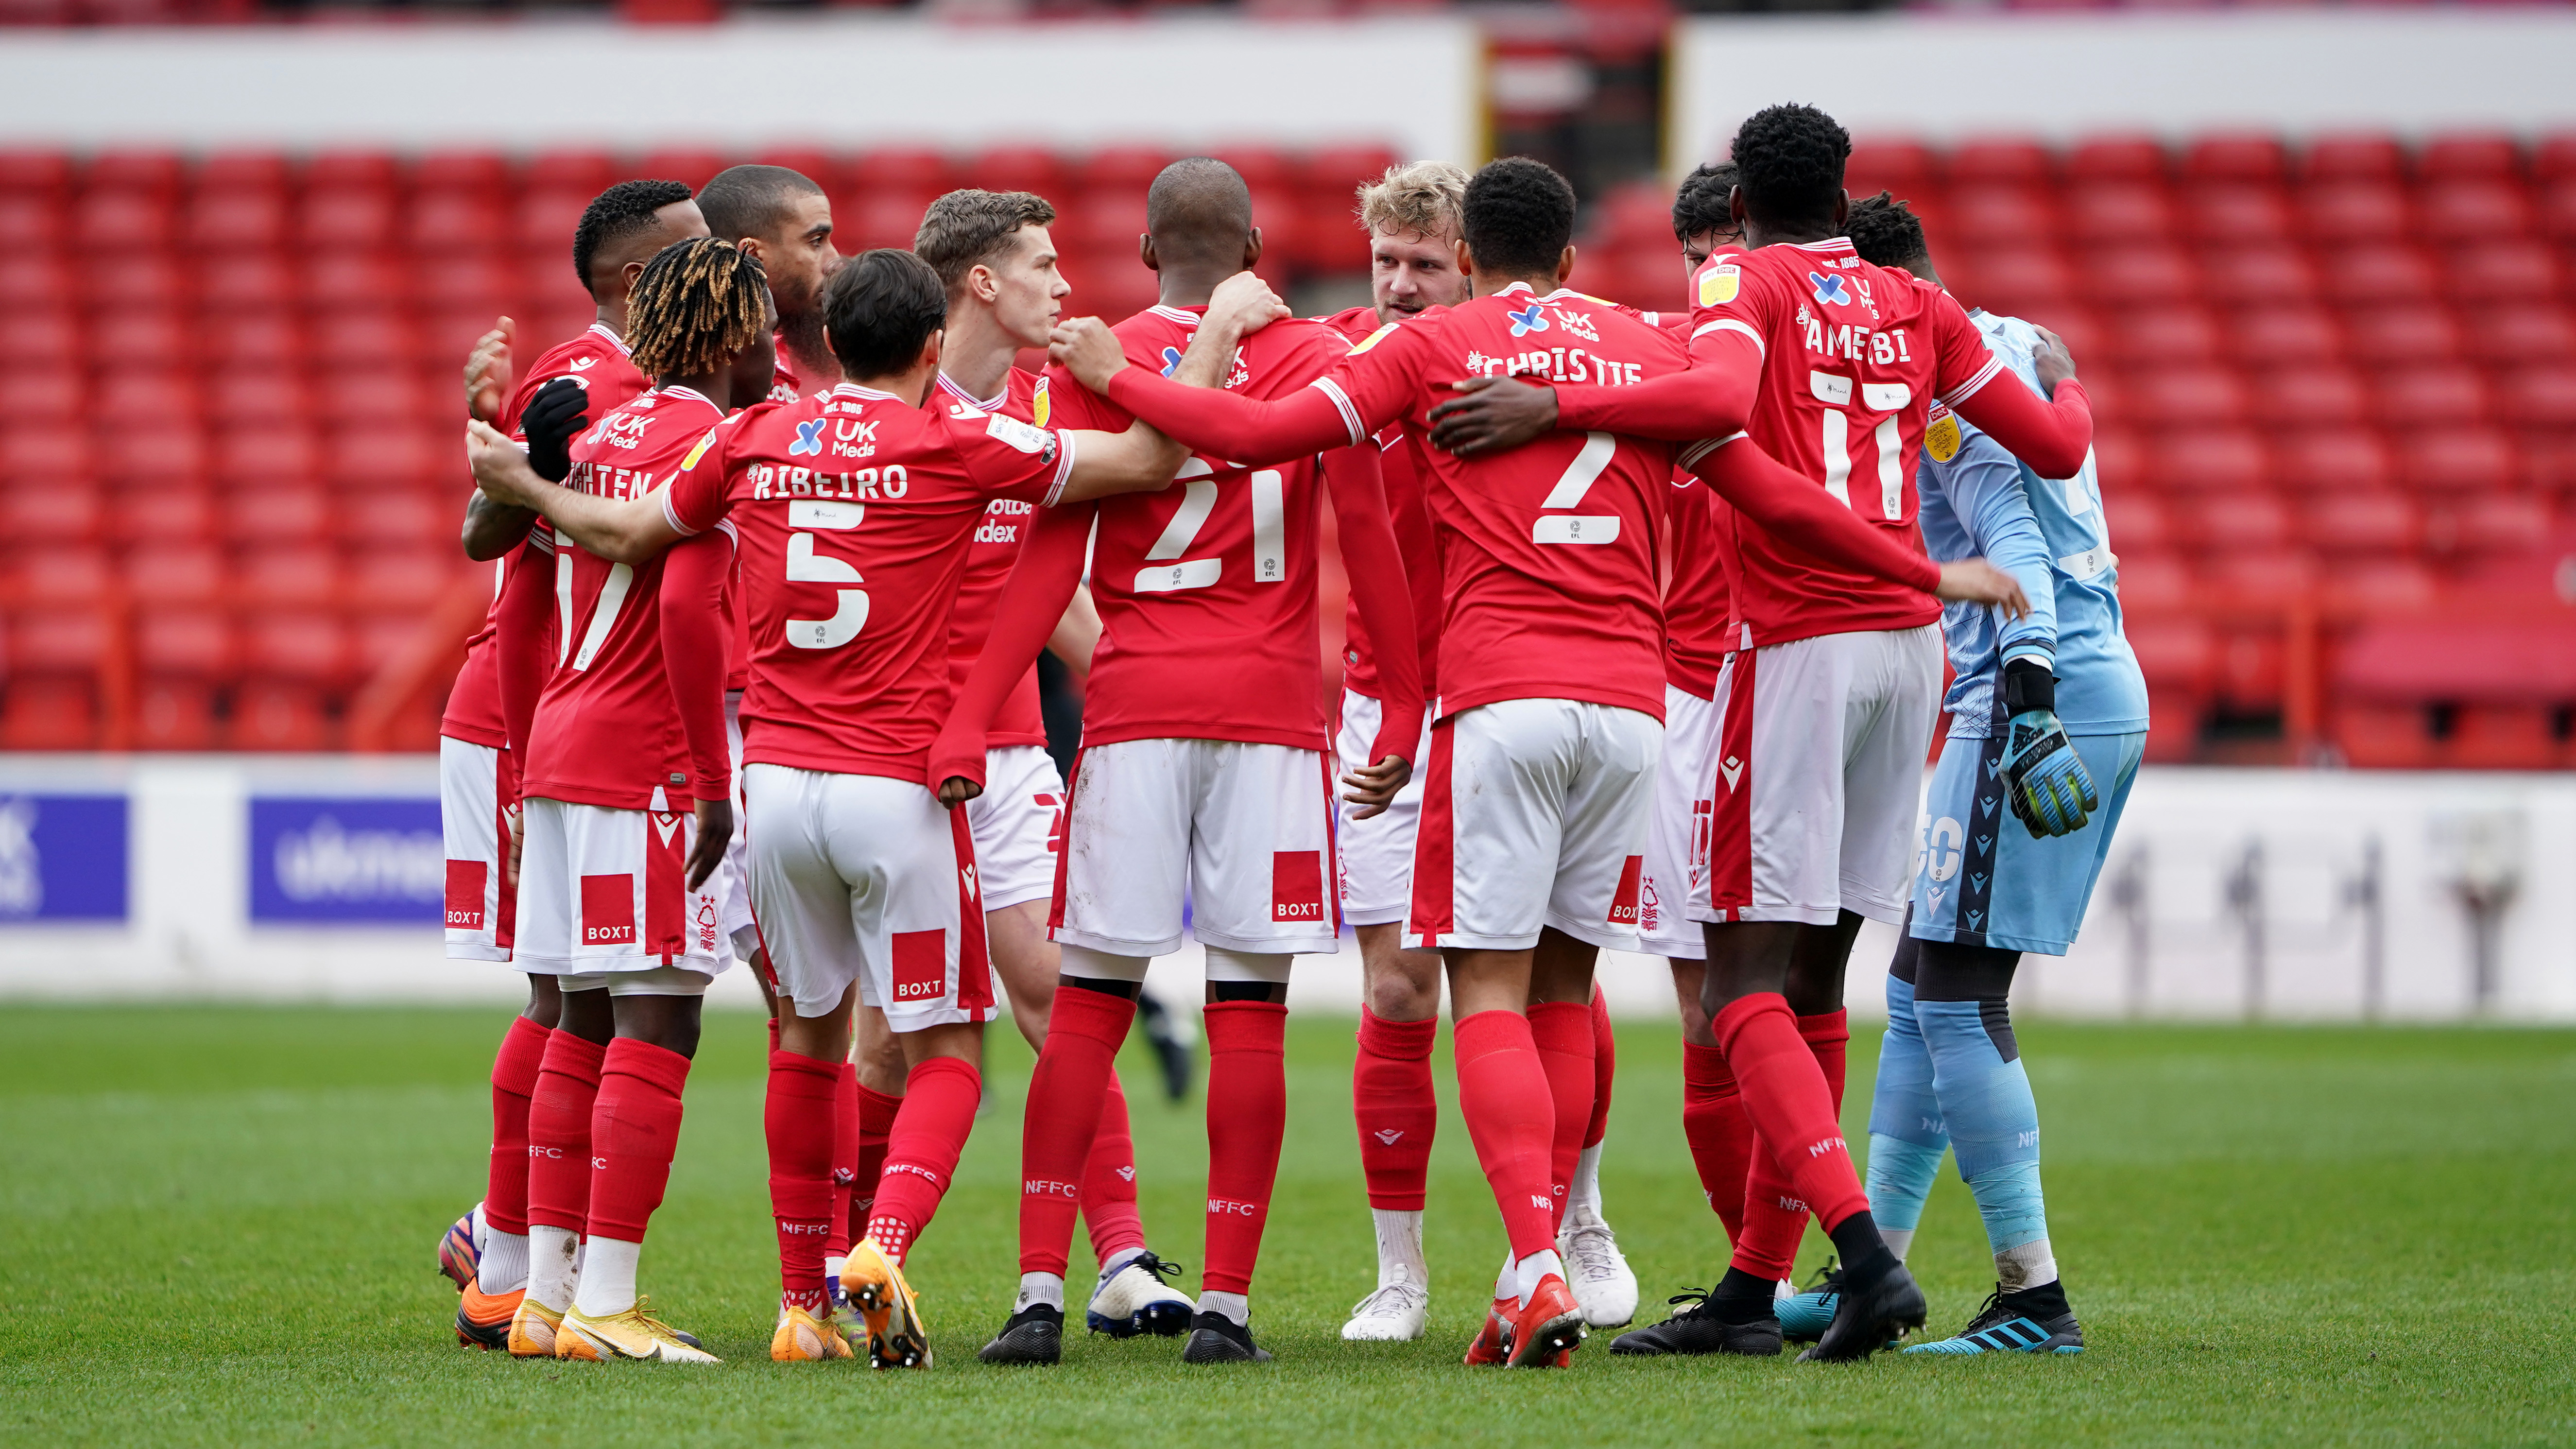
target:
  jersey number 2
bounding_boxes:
[1534,431,1621,544]
[785,500,868,649]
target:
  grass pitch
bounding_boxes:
[2,1004,2571,1447]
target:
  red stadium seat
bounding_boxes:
[207,374,309,427]
[2105,489,2171,552]
[211,425,320,490]
[230,679,333,751]
[2329,556,2440,615]
[2090,426,2142,490]
[240,613,350,683]
[0,253,70,307]
[5,369,82,423]
[2304,133,2405,185]
[0,149,72,195]
[2464,302,2576,356]
[2232,306,2341,365]
[187,189,286,253]
[2308,490,2420,555]
[0,678,97,752]
[413,150,511,197]
[123,542,225,604]
[301,187,399,252]
[2249,367,2368,429]
[850,190,936,253]
[2185,185,2292,245]
[326,426,450,491]
[345,546,452,610]
[310,254,411,309]
[311,310,421,369]
[4,428,95,485]
[2430,492,2555,555]
[420,255,522,316]
[133,675,220,749]
[1949,137,2053,188]
[2344,304,2461,366]
[2109,550,2193,612]
[342,495,447,551]
[2183,133,2289,187]
[2197,492,2294,553]
[9,606,110,673]
[5,545,109,603]
[227,489,332,549]
[968,146,1070,199]
[2374,363,2490,427]
[198,255,293,313]
[2065,182,2175,246]
[0,309,80,366]
[516,187,591,258]
[71,188,174,250]
[2419,131,2524,183]
[2535,132,2576,185]
[99,429,208,491]
[2422,180,2534,243]
[2445,241,2556,305]
[2320,244,2434,306]
[113,486,216,545]
[1947,184,2059,249]
[2105,306,2219,365]
[93,306,188,365]
[237,542,339,602]
[636,149,733,191]
[314,369,428,427]
[2201,246,2318,306]
[854,148,952,193]
[2124,366,2247,428]
[2337,618,2576,704]
[2065,133,2167,185]
[199,314,304,372]
[2147,428,2266,494]
[2083,243,2197,307]
[1076,146,1173,194]
[2297,181,2411,245]
[2496,365,2576,429]
[85,148,183,195]
[0,192,59,248]
[1952,245,2073,313]
[2206,549,2318,612]
[303,150,398,194]
[526,150,618,197]
[2397,426,2520,493]
[411,190,510,255]
[135,613,236,678]
[195,157,290,201]
[752,149,841,192]
[0,486,103,544]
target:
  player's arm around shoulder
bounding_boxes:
[465,418,687,566]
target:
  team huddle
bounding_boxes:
[431,100,2147,1372]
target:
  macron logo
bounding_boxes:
[1374,1129,1405,1146]
[1717,755,1745,792]
[1116,1166,1136,1182]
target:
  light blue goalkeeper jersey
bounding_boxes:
[1917,310,2149,739]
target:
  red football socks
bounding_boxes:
[1585,990,1615,1150]
[483,1014,550,1237]
[1353,1008,1438,1211]
[1452,1009,1558,1261]
[765,1049,839,1312]
[1681,1039,1753,1243]
[1016,985,1134,1276]
[827,1062,859,1260]
[1527,1001,1595,1230]
[1715,993,1869,1242]
[1800,1008,1851,1115]
[865,1055,982,1268]
[1082,1070,1147,1265]
[1201,1001,1288,1295]
[526,1028,605,1235]
[585,1038,690,1244]
[853,1081,900,1222]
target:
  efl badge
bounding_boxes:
[680,427,719,471]
[1924,408,1962,464]
[1348,322,1398,355]
[1698,264,1741,307]
[1030,377,1051,427]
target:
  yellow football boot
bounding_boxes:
[841,1240,931,1369]
[771,1302,856,1362]
[554,1297,721,1363]
[506,1296,564,1359]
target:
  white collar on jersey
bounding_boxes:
[1149,304,1204,326]
[586,320,634,356]
[829,381,902,402]
[934,371,1006,413]
[649,383,717,409]
[1493,281,1584,303]
[1787,236,1859,258]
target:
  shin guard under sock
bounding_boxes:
[1452,1009,1558,1261]
[1201,1001,1288,1295]
[866,1055,981,1267]
[484,1014,550,1239]
[1081,1070,1148,1266]
[1353,1008,1438,1212]
[765,1049,840,1311]
[1681,1040,1754,1243]
[1732,1133,1807,1281]
[526,1029,606,1235]
[826,1062,859,1260]
[1714,993,1869,1235]
[586,1038,690,1244]
[1017,984,1135,1276]
[1526,1001,1595,1231]
[1585,990,1615,1150]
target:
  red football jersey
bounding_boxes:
[1671,237,2003,647]
[1042,304,1348,752]
[769,338,809,404]
[936,367,1052,750]
[520,385,733,811]
[662,381,1076,780]
[1308,284,1683,723]
[443,323,649,747]
[1661,471,1734,698]
[1316,306,1441,704]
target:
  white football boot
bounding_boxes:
[1559,1216,1639,1328]
[1340,1263,1430,1342]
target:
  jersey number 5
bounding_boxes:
[1135,456,1286,593]
[785,500,868,648]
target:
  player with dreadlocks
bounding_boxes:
[438,179,707,1351]
[487,236,781,1364]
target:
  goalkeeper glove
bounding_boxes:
[519,376,590,483]
[1998,658,2098,839]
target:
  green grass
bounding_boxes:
[2,1005,2572,1447]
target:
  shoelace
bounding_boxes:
[1660,1286,1716,1321]
[631,1296,690,1346]
[1130,1251,1186,1284]
[1800,1256,1842,1294]
[1351,1282,1427,1316]
[1957,1290,2010,1336]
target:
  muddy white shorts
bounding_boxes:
[718,692,756,962]
[1333,689,1432,928]
[1693,623,1943,928]
[513,795,727,978]
[966,744,1066,914]
[440,736,515,963]
[1052,737,1340,958]
[1639,683,1719,960]
[742,763,997,1031]
[1407,698,1661,954]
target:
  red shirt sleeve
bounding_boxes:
[493,530,552,772]
[657,526,734,804]
[948,407,1076,504]
[1099,321,1422,463]
[1320,442,1423,763]
[1681,435,1941,594]
[925,499,1093,792]
[660,419,739,535]
[1553,256,1768,439]
[1929,295,2095,480]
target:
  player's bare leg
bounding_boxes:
[1447,947,1585,1368]
[1344,921,1442,1341]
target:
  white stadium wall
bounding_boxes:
[0,15,1481,162]
[0,756,2566,1022]
[1672,11,2576,169]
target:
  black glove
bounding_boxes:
[520,376,590,483]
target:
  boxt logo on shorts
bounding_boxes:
[579,874,635,946]
[1271,850,1324,922]
[890,928,947,1003]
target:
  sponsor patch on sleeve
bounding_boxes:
[1348,322,1399,355]
[1698,264,1742,308]
[1923,407,1962,464]
[679,427,720,472]
[986,411,1057,462]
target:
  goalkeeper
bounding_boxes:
[1803,195,2150,1358]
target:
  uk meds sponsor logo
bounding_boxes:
[0,793,128,923]
[250,797,441,923]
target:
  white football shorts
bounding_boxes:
[966,744,1066,914]
[1052,736,1340,958]
[513,794,728,978]
[1406,697,1662,954]
[1333,688,1432,928]
[718,691,756,962]
[440,736,514,963]
[1692,623,1944,928]
[1639,682,1719,960]
[743,763,998,1031]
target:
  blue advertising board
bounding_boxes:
[248,796,444,924]
[0,793,129,923]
